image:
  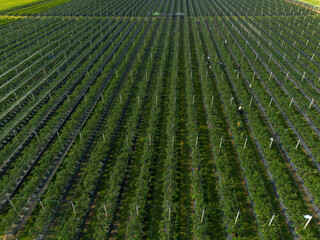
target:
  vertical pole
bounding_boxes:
[103,204,108,217]
[308,98,314,109]
[295,140,300,149]
[289,98,293,108]
[268,214,275,227]
[71,202,76,214]
[249,97,253,107]
[304,216,312,229]
[234,211,240,224]
[243,137,248,149]
[57,131,62,144]
[201,209,205,223]
[220,137,223,149]
[9,199,18,213]
[269,138,274,149]
[40,200,45,211]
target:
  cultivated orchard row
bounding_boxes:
[0,0,319,239]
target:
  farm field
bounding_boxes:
[0,0,41,11]
[0,0,319,239]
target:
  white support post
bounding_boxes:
[295,140,301,149]
[289,98,293,108]
[57,131,62,144]
[172,135,174,148]
[40,200,45,211]
[101,95,104,103]
[9,199,18,213]
[244,137,248,149]
[103,204,108,218]
[269,72,273,81]
[249,97,253,107]
[201,209,205,223]
[102,133,106,142]
[211,96,214,108]
[308,98,314,110]
[126,134,128,147]
[34,131,39,141]
[219,137,223,149]
[268,214,275,227]
[269,138,274,149]
[71,202,76,214]
[79,132,82,140]
[136,205,139,216]
[234,211,240,224]
[285,72,289,81]
[304,216,312,229]
[269,98,273,107]
[230,97,234,105]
